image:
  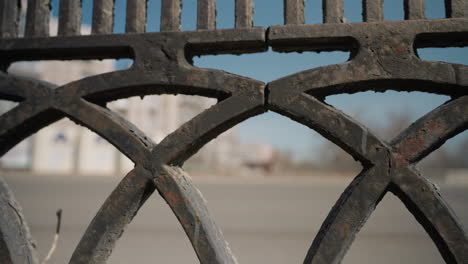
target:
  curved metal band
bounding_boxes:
[62,73,264,263]
[269,67,467,263]
[59,98,154,165]
[69,168,154,264]
[0,66,264,264]
[303,166,390,264]
[269,61,468,97]
[71,92,264,264]
[392,95,468,163]
[0,176,39,264]
[269,91,388,166]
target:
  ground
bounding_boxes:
[4,173,467,264]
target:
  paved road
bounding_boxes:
[3,174,467,264]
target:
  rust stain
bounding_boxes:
[179,217,187,227]
[396,135,425,166]
[394,154,407,168]
[392,44,407,53]
[186,74,200,83]
[339,223,351,238]
[426,120,442,131]
[165,191,181,205]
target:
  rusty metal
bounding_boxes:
[0,0,467,263]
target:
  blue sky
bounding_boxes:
[50,0,468,160]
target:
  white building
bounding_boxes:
[1,16,271,176]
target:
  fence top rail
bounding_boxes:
[1,0,467,39]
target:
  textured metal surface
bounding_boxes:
[363,0,383,22]
[25,0,50,37]
[323,0,344,23]
[197,0,217,30]
[58,0,82,36]
[0,0,22,38]
[235,0,254,28]
[161,0,182,32]
[284,0,305,25]
[0,0,467,263]
[92,0,114,35]
[126,0,147,33]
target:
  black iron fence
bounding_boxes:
[1,0,467,263]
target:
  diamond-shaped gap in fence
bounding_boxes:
[107,175,198,264]
[324,91,451,142]
[342,192,446,264]
[178,110,362,263]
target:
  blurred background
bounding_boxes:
[1,0,467,263]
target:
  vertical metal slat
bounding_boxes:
[161,0,182,31]
[404,0,426,20]
[323,0,344,23]
[284,0,305,25]
[25,0,51,37]
[126,0,147,33]
[92,0,115,35]
[58,0,82,36]
[0,0,22,38]
[197,0,216,30]
[363,0,384,22]
[445,0,467,18]
[235,0,254,28]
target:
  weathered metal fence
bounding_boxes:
[1,0,467,263]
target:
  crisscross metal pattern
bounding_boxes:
[1,0,467,263]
